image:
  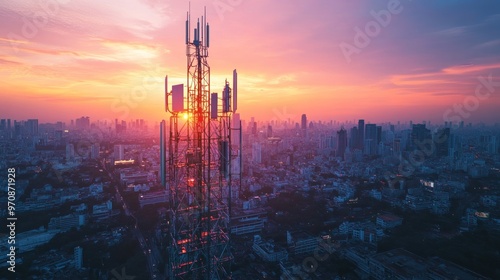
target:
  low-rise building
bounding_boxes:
[344,243,376,279]
[138,191,168,208]
[368,248,489,280]
[376,213,403,229]
[405,194,432,211]
[231,209,267,235]
[427,256,489,280]
[369,248,428,280]
[48,214,86,232]
[287,231,318,256]
[252,235,288,262]
[17,229,59,252]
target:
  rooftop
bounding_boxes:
[371,248,428,278]
[377,213,403,222]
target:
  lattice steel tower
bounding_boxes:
[163,8,236,280]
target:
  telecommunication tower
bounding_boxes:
[162,8,237,280]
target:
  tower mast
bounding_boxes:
[163,7,235,279]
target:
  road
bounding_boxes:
[101,159,162,280]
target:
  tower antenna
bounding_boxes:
[163,6,236,280]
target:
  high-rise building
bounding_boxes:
[14,121,21,137]
[435,128,450,157]
[66,144,75,161]
[490,136,498,155]
[365,124,377,155]
[327,135,335,149]
[25,119,39,136]
[90,143,100,159]
[75,117,90,130]
[267,125,273,138]
[121,120,127,132]
[74,246,83,269]
[448,134,461,166]
[250,117,257,135]
[114,145,124,160]
[365,124,377,140]
[115,119,127,134]
[411,124,431,150]
[301,114,307,137]
[301,114,307,130]
[252,142,262,164]
[393,139,401,156]
[358,119,365,150]
[319,134,327,150]
[55,121,64,130]
[55,130,63,141]
[319,134,328,150]
[337,127,347,160]
[376,126,382,144]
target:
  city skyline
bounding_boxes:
[2,2,500,279]
[1,1,500,123]
[4,114,496,130]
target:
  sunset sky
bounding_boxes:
[1,0,500,124]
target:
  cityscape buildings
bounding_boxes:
[1,1,500,279]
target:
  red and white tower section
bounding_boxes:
[162,8,239,280]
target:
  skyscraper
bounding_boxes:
[114,145,124,160]
[0,119,6,131]
[252,142,262,164]
[250,117,257,135]
[448,133,462,166]
[490,136,498,154]
[358,119,365,150]
[365,124,376,139]
[267,125,273,138]
[301,114,307,130]
[337,127,347,159]
[435,127,450,157]
[14,121,21,137]
[411,124,431,150]
[301,114,307,137]
[365,124,377,155]
[377,125,382,144]
[26,119,39,136]
[75,117,90,130]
